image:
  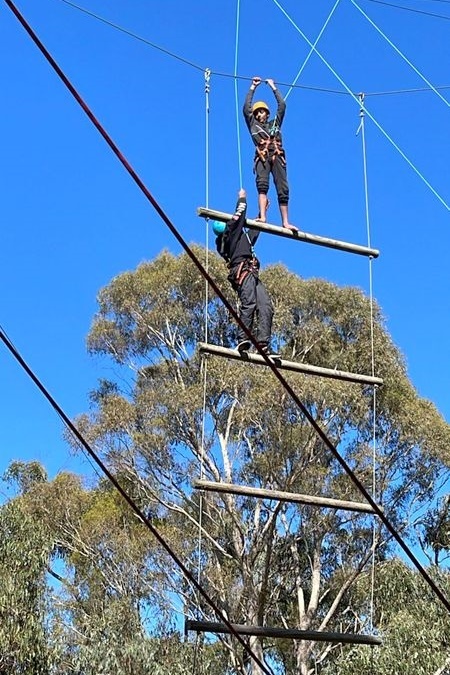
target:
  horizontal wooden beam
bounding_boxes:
[198,343,383,387]
[198,207,379,259]
[193,479,375,514]
[185,620,382,646]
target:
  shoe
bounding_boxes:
[237,340,251,353]
[260,344,281,359]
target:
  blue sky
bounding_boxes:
[1,0,450,493]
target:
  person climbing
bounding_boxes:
[243,76,297,231]
[213,188,280,357]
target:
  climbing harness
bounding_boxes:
[227,256,260,290]
[254,136,286,166]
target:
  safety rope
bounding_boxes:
[233,0,243,187]
[351,0,450,108]
[357,93,378,636]
[269,0,450,210]
[192,68,212,675]
[6,0,450,627]
[285,0,341,101]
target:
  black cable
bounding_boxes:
[0,323,104,483]
[4,0,450,631]
[59,0,205,71]
[366,84,450,96]
[364,0,450,19]
[55,0,450,99]
[57,0,349,95]
[0,325,274,675]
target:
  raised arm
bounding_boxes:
[266,78,286,126]
[227,189,247,233]
[243,76,262,128]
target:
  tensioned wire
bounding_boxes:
[365,0,450,21]
[357,94,378,636]
[3,9,274,673]
[6,0,450,628]
[269,0,450,210]
[57,0,450,209]
[285,0,342,101]
[351,0,450,108]
[0,323,106,487]
[0,324,274,675]
[57,0,450,97]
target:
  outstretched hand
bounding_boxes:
[266,78,276,90]
[251,76,262,88]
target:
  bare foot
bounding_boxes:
[282,223,299,232]
[255,216,267,223]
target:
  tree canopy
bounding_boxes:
[2,246,450,674]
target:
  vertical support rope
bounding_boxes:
[193,68,212,673]
[234,0,243,187]
[198,67,211,567]
[357,93,378,637]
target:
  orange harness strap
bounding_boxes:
[255,137,285,166]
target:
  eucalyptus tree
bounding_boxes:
[74,246,450,674]
[321,559,450,675]
[0,499,52,673]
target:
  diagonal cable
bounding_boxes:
[0,326,273,675]
[285,0,342,101]
[364,0,450,20]
[55,0,450,97]
[269,0,449,209]
[4,0,450,621]
[351,0,450,107]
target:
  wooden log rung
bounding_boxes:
[197,207,379,259]
[185,620,382,646]
[198,343,383,387]
[193,479,375,514]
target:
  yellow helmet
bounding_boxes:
[252,101,270,115]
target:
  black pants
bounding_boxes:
[254,155,289,204]
[236,272,273,345]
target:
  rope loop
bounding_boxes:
[204,67,211,94]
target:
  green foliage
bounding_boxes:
[321,560,450,675]
[423,496,450,565]
[0,500,52,673]
[3,459,47,494]
[2,248,450,674]
[79,247,450,673]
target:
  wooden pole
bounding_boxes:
[193,479,375,514]
[198,343,383,386]
[198,207,379,259]
[185,620,382,646]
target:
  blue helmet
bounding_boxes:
[212,220,226,235]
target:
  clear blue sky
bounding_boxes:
[1,0,450,492]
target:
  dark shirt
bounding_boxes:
[243,87,286,150]
[216,197,259,267]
